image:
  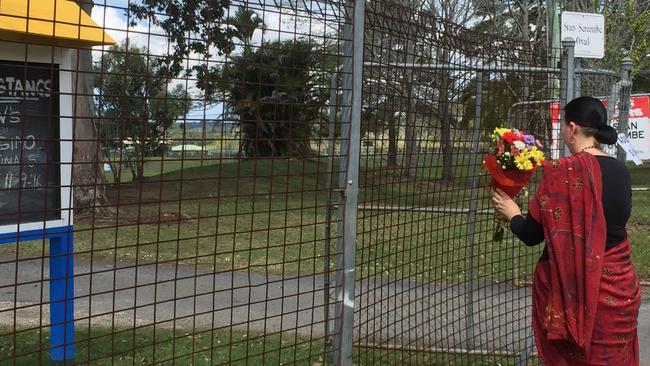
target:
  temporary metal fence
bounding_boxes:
[0,1,644,366]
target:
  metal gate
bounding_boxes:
[0,1,637,365]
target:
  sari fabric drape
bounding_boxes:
[528,153,641,365]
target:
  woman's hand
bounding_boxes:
[491,188,521,221]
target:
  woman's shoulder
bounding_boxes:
[541,154,577,171]
[594,155,630,175]
[540,153,616,175]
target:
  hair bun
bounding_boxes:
[595,125,618,145]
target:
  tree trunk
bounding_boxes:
[134,143,147,181]
[387,115,397,167]
[521,0,531,101]
[439,51,454,181]
[72,0,113,215]
[403,96,418,177]
[402,41,419,177]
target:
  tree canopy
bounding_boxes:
[95,43,192,180]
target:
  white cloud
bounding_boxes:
[91,5,169,58]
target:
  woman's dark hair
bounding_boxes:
[564,96,618,145]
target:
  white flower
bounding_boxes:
[504,152,511,156]
[513,140,526,149]
[502,165,506,169]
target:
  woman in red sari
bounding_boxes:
[492,96,641,365]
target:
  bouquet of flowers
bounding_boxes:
[483,127,545,197]
[483,127,545,241]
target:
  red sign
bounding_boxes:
[550,95,650,160]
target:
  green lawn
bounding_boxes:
[0,326,522,366]
[3,154,649,282]
[629,163,650,187]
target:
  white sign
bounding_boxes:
[603,96,650,160]
[561,11,605,59]
[617,133,643,165]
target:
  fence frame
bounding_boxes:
[335,35,629,365]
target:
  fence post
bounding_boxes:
[574,58,582,97]
[332,0,364,364]
[616,57,633,161]
[464,71,484,349]
[560,38,575,157]
[49,232,75,361]
[323,69,339,360]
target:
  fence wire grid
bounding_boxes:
[0,0,645,365]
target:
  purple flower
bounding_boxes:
[523,135,535,144]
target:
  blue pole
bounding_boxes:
[49,231,75,361]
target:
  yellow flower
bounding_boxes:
[515,153,534,170]
[494,127,509,136]
[492,127,510,141]
[528,147,545,165]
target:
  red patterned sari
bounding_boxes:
[528,153,641,365]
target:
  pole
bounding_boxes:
[560,38,575,157]
[574,58,582,97]
[49,231,75,361]
[464,72,484,349]
[323,70,338,362]
[547,0,561,100]
[332,0,364,364]
[617,57,633,161]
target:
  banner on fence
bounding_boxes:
[550,95,650,160]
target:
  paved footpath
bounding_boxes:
[1,255,648,364]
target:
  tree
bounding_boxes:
[72,0,112,215]
[218,39,329,157]
[129,1,239,97]
[364,0,501,180]
[597,1,650,92]
[361,96,402,168]
[476,1,650,92]
[364,0,438,177]
[95,43,192,181]
[223,6,265,54]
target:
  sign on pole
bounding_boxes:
[0,61,63,227]
[561,11,605,59]
[0,0,116,362]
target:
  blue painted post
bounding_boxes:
[49,231,75,361]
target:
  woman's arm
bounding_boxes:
[491,188,521,220]
[491,188,544,246]
[509,214,544,246]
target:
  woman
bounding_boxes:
[492,96,641,365]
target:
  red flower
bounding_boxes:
[502,132,522,144]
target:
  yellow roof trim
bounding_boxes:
[0,0,116,48]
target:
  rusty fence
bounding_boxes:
[0,1,643,365]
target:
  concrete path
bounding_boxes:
[0,255,648,364]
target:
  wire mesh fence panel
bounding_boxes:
[0,1,644,366]
[353,1,564,365]
[0,0,353,364]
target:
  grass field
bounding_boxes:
[4,153,650,281]
[0,326,522,366]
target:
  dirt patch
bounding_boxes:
[361,168,467,191]
[76,210,197,227]
[628,222,650,232]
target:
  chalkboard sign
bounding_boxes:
[0,61,60,225]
